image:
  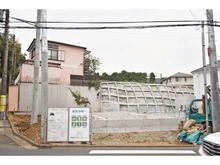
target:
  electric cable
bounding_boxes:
[9,16,219,24]
[189,9,200,23]
[0,23,219,30]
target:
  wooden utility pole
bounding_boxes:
[41,9,48,140]
[31,10,42,124]
[1,9,9,95]
[206,9,220,133]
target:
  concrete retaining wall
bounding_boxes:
[91,118,180,133]
[100,82,194,113]
[18,83,101,113]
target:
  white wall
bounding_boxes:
[18,83,101,113]
[192,70,220,99]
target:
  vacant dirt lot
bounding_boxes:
[8,113,194,146]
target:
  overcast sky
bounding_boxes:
[2,1,220,77]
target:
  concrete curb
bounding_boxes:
[7,114,51,148]
[6,114,199,148]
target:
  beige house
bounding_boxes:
[161,72,193,87]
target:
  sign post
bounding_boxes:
[47,108,68,142]
[68,108,90,142]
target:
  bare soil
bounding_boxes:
[7,113,194,146]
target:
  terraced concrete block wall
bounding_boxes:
[100,82,194,113]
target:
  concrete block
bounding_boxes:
[160,119,179,130]
[102,102,120,112]
[92,128,107,134]
[107,120,126,128]
[143,119,161,131]
[125,119,144,127]
[91,120,107,128]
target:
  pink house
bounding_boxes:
[18,39,92,85]
[7,39,100,112]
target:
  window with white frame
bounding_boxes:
[48,44,58,60]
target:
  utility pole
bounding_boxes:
[1,9,9,95]
[201,21,209,134]
[31,10,42,124]
[206,9,220,133]
[41,9,48,140]
[9,34,15,86]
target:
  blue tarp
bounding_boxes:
[178,130,204,145]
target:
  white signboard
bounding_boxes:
[47,108,68,142]
[68,108,90,142]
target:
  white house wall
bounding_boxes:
[193,71,220,99]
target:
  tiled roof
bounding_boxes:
[170,72,193,77]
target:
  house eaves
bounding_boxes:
[27,39,87,52]
[191,59,220,74]
[161,72,193,82]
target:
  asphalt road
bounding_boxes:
[0,132,201,156]
[0,143,201,156]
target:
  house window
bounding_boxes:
[48,44,58,60]
[169,79,171,82]
[176,77,180,82]
[31,48,35,59]
[184,77,187,82]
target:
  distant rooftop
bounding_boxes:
[169,72,193,77]
[161,72,193,82]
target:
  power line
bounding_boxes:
[1,23,220,30]
[10,16,36,26]
[9,16,216,24]
[189,9,200,23]
[97,30,199,39]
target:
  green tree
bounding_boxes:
[100,70,147,83]
[120,70,128,82]
[0,34,26,83]
[84,53,102,95]
[84,54,101,76]
[68,88,91,107]
[100,72,110,81]
[149,72,156,83]
[110,72,120,81]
